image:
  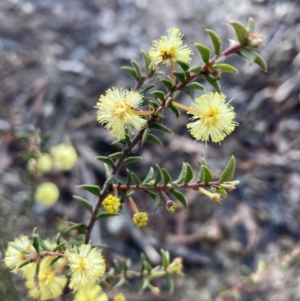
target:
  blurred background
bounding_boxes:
[1,0,300,300]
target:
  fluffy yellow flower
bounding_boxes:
[35,182,60,206]
[149,27,192,66]
[27,153,52,174]
[113,293,126,301]
[96,88,147,140]
[4,235,36,274]
[25,257,67,300]
[50,144,78,171]
[187,92,238,143]
[65,244,106,290]
[102,194,121,213]
[73,285,108,301]
[132,212,148,228]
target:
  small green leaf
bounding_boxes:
[201,158,207,166]
[166,274,175,294]
[146,134,163,146]
[64,223,87,232]
[239,48,255,63]
[121,66,139,80]
[202,165,214,184]
[142,128,150,144]
[169,103,180,118]
[183,85,194,100]
[186,82,205,90]
[77,184,100,196]
[123,156,143,165]
[141,50,151,72]
[215,55,226,64]
[153,193,162,212]
[131,171,142,186]
[113,259,120,273]
[105,174,114,185]
[126,170,132,185]
[194,43,211,63]
[142,167,154,184]
[147,61,156,76]
[176,60,190,72]
[184,163,194,184]
[197,167,204,183]
[247,18,256,34]
[254,52,267,72]
[220,155,236,182]
[96,156,114,167]
[130,60,142,79]
[145,190,157,200]
[171,189,188,209]
[139,84,155,94]
[173,71,185,82]
[212,64,238,73]
[73,195,93,212]
[108,152,123,159]
[188,65,202,75]
[161,249,170,269]
[162,168,172,186]
[203,75,221,93]
[229,21,248,44]
[161,78,174,91]
[151,90,165,100]
[205,29,222,54]
[151,123,172,133]
[176,163,187,184]
[216,187,227,198]
[142,277,150,290]
[97,212,120,219]
[154,164,163,185]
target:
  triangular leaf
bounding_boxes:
[205,29,222,54]
[171,189,188,209]
[194,43,211,63]
[220,155,236,182]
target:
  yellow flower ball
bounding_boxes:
[35,182,59,206]
[50,144,78,171]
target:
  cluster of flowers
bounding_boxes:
[96,28,237,144]
[29,144,78,207]
[3,235,118,301]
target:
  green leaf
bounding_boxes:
[212,64,238,73]
[145,190,157,200]
[105,174,114,185]
[202,165,214,184]
[142,128,150,144]
[154,164,163,185]
[183,85,194,100]
[203,75,221,93]
[254,52,267,72]
[121,66,139,80]
[194,43,211,63]
[64,223,87,232]
[216,187,227,198]
[96,156,114,167]
[161,78,174,91]
[126,170,132,185]
[171,182,180,189]
[139,84,155,94]
[77,184,100,196]
[239,48,255,63]
[215,55,226,64]
[220,155,236,182]
[169,103,180,118]
[146,134,163,146]
[176,163,187,184]
[188,65,202,75]
[197,167,204,183]
[147,61,156,76]
[151,123,172,133]
[131,171,142,186]
[186,82,205,90]
[130,60,142,79]
[153,193,162,212]
[229,21,248,44]
[201,157,207,166]
[141,50,151,72]
[247,17,256,34]
[73,195,93,212]
[176,60,190,72]
[205,29,222,54]
[173,71,185,82]
[184,163,194,184]
[161,249,170,269]
[113,259,120,273]
[162,168,172,186]
[166,274,175,294]
[151,90,165,100]
[108,152,123,159]
[123,156,143,165]
[171,189,188,209]
[97,212,120,219]
[142,167,154,184]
